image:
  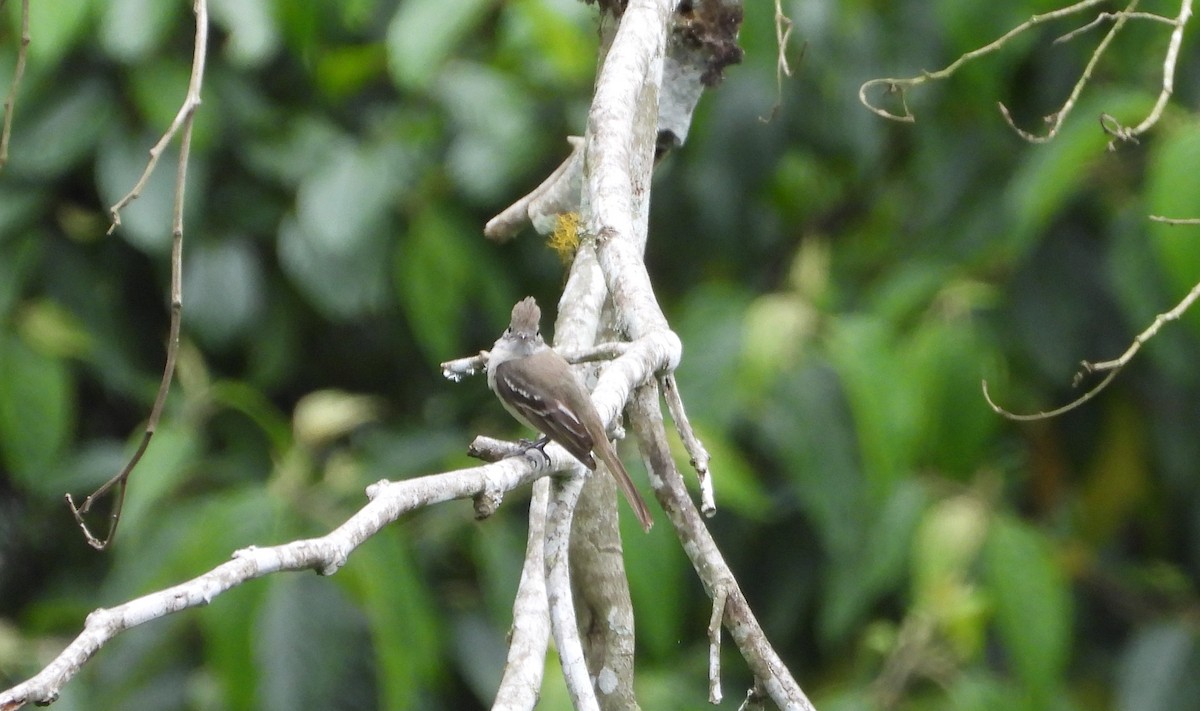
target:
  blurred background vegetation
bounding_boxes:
[2,0,1200,709]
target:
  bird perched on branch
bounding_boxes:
[486,297,654,532]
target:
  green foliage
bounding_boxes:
[0,334,73,489]
[983,515,1073,701]
[3,0,1200,709]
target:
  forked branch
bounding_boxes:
[860,0,1192,146]
[65,0,209,550]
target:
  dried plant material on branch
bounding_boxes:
[675,0,745,88]
[760,0,795,123]
[860,0,1191,145]
[0,0,29,171]
[65,0,209,550]
[983,278,1200,421]
[548,211,584,265]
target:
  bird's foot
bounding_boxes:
[520,436,553,466]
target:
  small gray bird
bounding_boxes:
[486,297,654,532]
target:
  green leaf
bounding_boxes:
[983,515,1072,698]
[821,479,927,644]
[759,364,864,562]
[497,0,596,87]
[626,501,688,658]
[256,575,376,711]
[826,315,922,498]
[385,0,493,90]
[0,334,74,492]
[1005,91,1154,263]
[19,0,95,67]
[183,238,266,348]
[15,298,94,359]
[117,423,201,543]
[1147,120,1200,339]
[296,146,395,257]
[7,80,115,179]
[908,307,1001,475]
[435,63,541,201]
[0,236,40,320]
[99,0,183,62]
[394,208,474,360]
[340,529,443,711]
[208,380,293,455]
[209,0,281,67]
[277,215,389,320]
[674,283,752,428]
[911,494,991,658]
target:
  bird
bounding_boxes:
[486,297,654,532]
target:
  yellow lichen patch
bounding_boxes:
[548,211,582,266]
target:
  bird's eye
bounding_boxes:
[504,327,511,335]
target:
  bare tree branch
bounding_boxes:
[983,276,1200,421]
[629,382,815,710]
[0,0,29,171]
[1150,215,1200,225]
[490,480,551,711]
[999,0,1137,143]
[1124,0,1192,141]
[859,0,1192,144]
[0,0,817,709]
[545,468,600,711]
[66,0,209,550]
[661,373,715,515]
[859,0,1108,122]
[1,455,562,709]
[484,136,585,241]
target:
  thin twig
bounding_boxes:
[708,586,728,704]
[858,0,1109,122]
[67,0,208,550]
[758,0,794,123]
[105,0,208,234]
[0,0,29,171]
[1150,215,1200,224]
[737,680,768,711]
[1126,0,1192,139]
[983,278,1200,421]
[999,0,1137,143]
[1054,10,1174,44]
[660,373,715,516]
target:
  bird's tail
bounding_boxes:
[594,438,654,532]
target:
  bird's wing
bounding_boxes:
[493,355,596,467]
